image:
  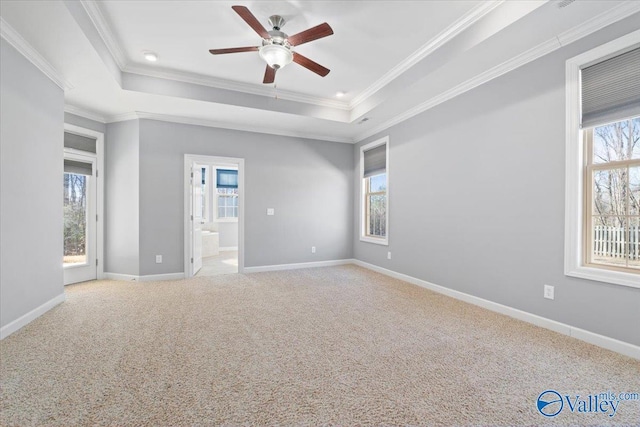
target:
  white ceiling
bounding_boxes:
[1,0,638,143]
[97,0,482,102]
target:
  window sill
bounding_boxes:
[360,236,388,246]
[215,218,238,223]
[566,265,640,289]
[63,263,89,270]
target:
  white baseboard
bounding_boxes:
[353,260,640,360]
[104,272,185,282]
[244,259,355,273]
[219,246,238,252]
[139,272,185,282]
[0,293,66,340]
[104,272,139,281]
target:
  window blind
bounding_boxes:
[216,169,238,188]
[64,132,97,153]
[363,144,386,178]
[581,47,640,128]
[64,159,93,176]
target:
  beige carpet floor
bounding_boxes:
[1,265,639,426]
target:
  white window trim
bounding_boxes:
[63,123,105,281]
[360,136,389,246]
[564,29,640,289]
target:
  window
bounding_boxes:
[360,137,389,245]
[216,169,238,220]
[565,32,640,288]
[585,118,640,272]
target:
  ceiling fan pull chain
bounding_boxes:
[274,83,278,100]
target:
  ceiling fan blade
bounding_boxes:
[231,5,270,39]
[292,52,330,77]
[263,65,276,84]
[287,22,333,46]
[209,46,259,55]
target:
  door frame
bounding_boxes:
[63,123,105,282]
[183,154,245,277]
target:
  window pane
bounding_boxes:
[368,194,386,237]
[218,207,225,218]
[369,173,386,192]
[591,216,627,267]
[593,168,627,216]
[630,166,640,216]
[593,118,640,164]
[63,173,88,265]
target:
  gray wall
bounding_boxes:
[64,112,106,134]
[104,120,140,276]
[353,18,640,346]
[0,40,64,328]
[138,119,354,275]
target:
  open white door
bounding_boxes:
[185,154,244,278]
[191,164,204,275]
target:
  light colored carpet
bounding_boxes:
[1,265,638,426]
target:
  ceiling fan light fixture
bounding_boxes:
[259,44,292,70]
[143,51,159,62]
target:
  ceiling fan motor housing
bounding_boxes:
[265,30,289,46]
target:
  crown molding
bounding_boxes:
[355,1,640,143]
[122,64,350,110]
[355,38,560,142]
[0,17,73,91]
[557,0,640,46]
[106,112,139,123]
[348,0,504,110]
[80,0,127,69]
[105,111,353,144]
[64,104,107,123]
[65,106,355,143]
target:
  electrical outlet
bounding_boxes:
[267,208,275,216]
[156,255,162,264]
[387,251,391,260]
[544,284,554,300]
[311,246,316,254]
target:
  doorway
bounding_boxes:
[184,155,244,277]
[63,124,104,285]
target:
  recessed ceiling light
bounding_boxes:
[336,91,346,98]
[143,52,159,62]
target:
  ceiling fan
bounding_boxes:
[209,5,334,84]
